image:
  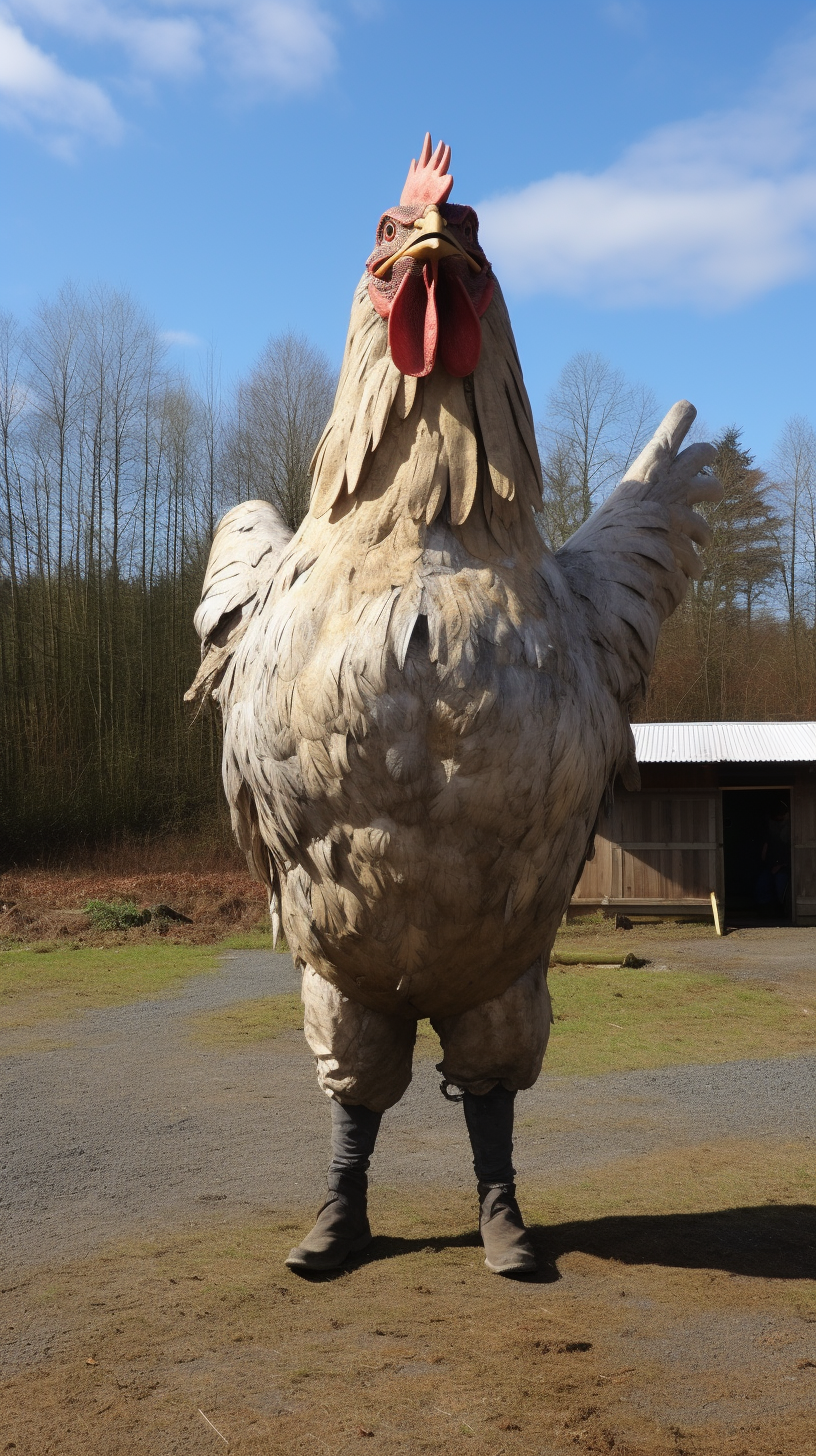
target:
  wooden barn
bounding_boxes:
[571,722,816,925]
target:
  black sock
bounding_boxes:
[327,1100,382,1197]
[462,1085,516,1187]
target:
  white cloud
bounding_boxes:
[478,30,816,310]
[160,328,203,346]
[0,13,122,155]
[0,0,340,153]
[217,2,336,91]
[11,0,203,77]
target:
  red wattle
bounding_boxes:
[423,263,438,375]
[437,273,483,377]
[388,264,438,377]
[372,260,493,379]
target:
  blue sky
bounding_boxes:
[1,0,815,463]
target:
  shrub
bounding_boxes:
[84,898,151,931]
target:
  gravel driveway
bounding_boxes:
[2,948,815,1273]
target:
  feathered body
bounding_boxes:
[189,143,718,1023]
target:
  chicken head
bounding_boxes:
[366,133,494,379]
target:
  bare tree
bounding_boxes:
[0,311,27,768]
[772,417,816,624]
[0,305,356,851]
[199,344,225,542]
[229,330,335,531]
[770,417,816,706]
[536,351,657,547]
[25,285,87,695]
[536,437,584,551]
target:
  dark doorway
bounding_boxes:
[722,788,792,923]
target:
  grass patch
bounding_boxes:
[220,925,290,952]
[191,996,444,1056]
[545,963,816,1077]
[189,993,303,1048]
[0,942,222,1032]
[83,898,151,931]
[416,1018,442,1058]
[3,1139,815,1456]
[185,968,816,1078]
[525,1137,816,1230]
[0,927,294,1034]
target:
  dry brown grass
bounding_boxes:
[0,865,267,948]
[3,1138,815,1456]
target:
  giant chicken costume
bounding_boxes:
[188,137,720,1275]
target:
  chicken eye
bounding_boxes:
[382,221,396,242]
[463,221,473,241]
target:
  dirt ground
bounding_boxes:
[2,1151,816,1456]
[2,885,816,1454]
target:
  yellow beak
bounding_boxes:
[372,204,481,278]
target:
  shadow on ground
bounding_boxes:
[325,1203,816,1283]
[544,1202,816,1279]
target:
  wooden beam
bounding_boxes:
[571,897,715,916]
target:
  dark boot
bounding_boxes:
[284,1190,372,1271]
[462,1085,537,1277]
[285,1101,381,1272]
[478,1182,537,1276]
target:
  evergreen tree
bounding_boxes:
[698,427,780,625]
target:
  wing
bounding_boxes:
[186,498,293,944]
[185,499,293,710]
[555,401,722,711]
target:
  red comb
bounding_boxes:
[400,133,453,208]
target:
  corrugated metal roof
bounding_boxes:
[631,721,816,763]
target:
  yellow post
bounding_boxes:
[710,890,722,937]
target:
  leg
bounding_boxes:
[462,1084,533,1275]
[327,1099,382,1200]
[300,963,417,1112]
[286,966,416,1272]
[433,961,551,1276]
[433,958,551,1096]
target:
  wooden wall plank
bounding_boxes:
[572,789,720,907]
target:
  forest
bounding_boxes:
[2,286,815,858]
